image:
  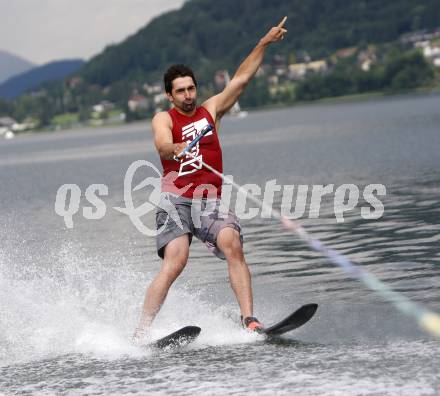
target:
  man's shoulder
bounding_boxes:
[151,111,173,133]
[153,110,171,121]
[152,111,172,127]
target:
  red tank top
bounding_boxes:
[160,106,223,199]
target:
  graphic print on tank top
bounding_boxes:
[178,117,212,176]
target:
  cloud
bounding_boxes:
[0,0,185,64]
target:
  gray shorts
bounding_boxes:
[155,193,243,260]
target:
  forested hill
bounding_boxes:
[2,0,439,129]
[80,0,440,86]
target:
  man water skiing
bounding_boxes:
[134,17,287,343]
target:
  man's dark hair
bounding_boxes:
[164,64,197,94]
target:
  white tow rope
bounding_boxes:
[183,135,440,338]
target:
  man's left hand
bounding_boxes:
[261,16,288,45]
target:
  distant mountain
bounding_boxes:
[0,59,85,99]
[0,50,35,84]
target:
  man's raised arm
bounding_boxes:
[204,16,287,120]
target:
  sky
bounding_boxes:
[0,0,186,65]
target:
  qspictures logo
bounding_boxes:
[54,160,386,236]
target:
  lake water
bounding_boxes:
[0,92,439,395]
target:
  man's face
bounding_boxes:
[168,76,197,114]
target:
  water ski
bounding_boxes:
[263,303,318,337]
[151,326,201,349]
[148,304,316,349]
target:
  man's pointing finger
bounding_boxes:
[277,16,287,28]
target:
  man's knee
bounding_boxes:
[217,228,243,258]
[162,234,190,276]
[164,246,188,265]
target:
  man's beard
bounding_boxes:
[180,99,196,113]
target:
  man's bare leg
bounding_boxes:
[216,227,253,319]
[134,234,190,343]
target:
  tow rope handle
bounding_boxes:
[174,123,213,161]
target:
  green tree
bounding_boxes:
[383,50,434,91]
[0,99,14,117]
[240,77,270,108]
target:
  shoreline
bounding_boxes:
[245,85,440,113]
[9,87,440,138]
